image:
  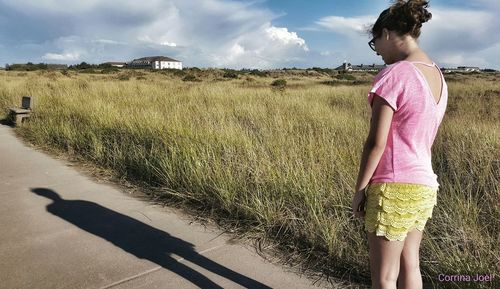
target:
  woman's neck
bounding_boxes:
[395,40,427,63]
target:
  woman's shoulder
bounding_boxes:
[384,60,415,73]
[373,61,413,83]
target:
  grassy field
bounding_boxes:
[1,68,498,288]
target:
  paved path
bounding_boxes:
[0,124,344,289]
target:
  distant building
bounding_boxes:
[335,61,386,72]
[128,56,182,70]
[103,62,127,68]
[442,66,481,73]
[457,66,480,72]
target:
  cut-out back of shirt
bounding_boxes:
[407,61,444,106]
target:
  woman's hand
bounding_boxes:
[351,189,367,219]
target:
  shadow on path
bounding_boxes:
[32,188,271,289]
[0,118,15,127]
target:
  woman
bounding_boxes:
[351,1,447,288]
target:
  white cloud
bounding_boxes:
[320,51,335,56]
[265,26,309,51]
[42,52,80,61]
[420,7,500,67]
[160,42,177,47]
[309,6,500,69]
[304,14,380,65]
[0,0,309,68]
[1,0,166,16]
[138,36,177,48]
[201,23,309,69]
[423,8,497,48]
[315,15,376,37]
[127,1,308,68]
[228,43,245,60]
[91,39,125,45]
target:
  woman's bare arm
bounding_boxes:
[354,95,395,192]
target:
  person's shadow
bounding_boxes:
[31,188,271,289]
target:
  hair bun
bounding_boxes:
[369,0,433,39]
[388,0,432,37]
[406,0,432,24]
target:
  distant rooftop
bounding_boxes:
[132,56,181,62]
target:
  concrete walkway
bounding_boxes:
[0,124,345,289]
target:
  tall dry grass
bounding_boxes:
[0,69,498,288]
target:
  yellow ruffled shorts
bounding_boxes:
[364,182,438,241]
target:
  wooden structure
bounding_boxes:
[9,96,34,126]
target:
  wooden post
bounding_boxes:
[22,96,34,110]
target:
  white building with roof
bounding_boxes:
[442,66,482,73]
[334,61,386,72]
[129,56,182,70]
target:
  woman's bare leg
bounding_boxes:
[398,228,424,289]
[367,231,405,289]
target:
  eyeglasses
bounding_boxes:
[368,38,376,52]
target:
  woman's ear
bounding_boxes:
[383,28,390,40]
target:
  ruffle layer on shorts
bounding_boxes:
[364,182,438,241]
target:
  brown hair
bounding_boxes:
[369,0,432,39]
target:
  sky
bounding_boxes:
[0,0,499,69]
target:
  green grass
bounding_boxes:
[1,69,498,288]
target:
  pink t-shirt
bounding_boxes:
[367,60,448,189]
